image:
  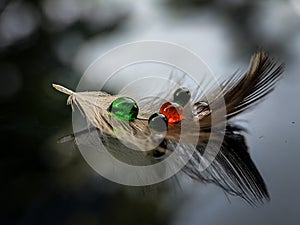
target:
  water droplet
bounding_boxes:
[159,102,184,124]
[173,87,191,106]
[192,101,211,119]
[148,113,168,133]
[108,97,138,121]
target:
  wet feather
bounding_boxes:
[53,50,284,205]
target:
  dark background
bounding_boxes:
[1,0,300,225]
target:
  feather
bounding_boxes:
[199,50,284,129]
[53,50,284,205]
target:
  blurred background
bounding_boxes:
[1,0,300,224]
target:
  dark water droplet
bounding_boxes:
[173,87,191,106]
[148,113,168,133]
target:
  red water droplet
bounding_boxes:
[159,102,184,125]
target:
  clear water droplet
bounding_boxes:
[192,101,211,119]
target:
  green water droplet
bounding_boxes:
[108,97,139,121]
